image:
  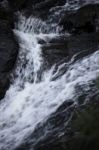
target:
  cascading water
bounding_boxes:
[0,2,99,150]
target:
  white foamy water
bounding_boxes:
[0,16,99,150]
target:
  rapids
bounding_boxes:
[0,1,99,150]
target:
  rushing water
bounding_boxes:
[0,1,99,150]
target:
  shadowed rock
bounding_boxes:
[0,1,19,100]
[41,32,99,68]
[60,4,99,34]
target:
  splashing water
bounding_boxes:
[0,15,99,150]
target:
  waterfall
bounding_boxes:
[0,12,99,150]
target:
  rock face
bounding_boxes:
[8,0,26,10]
[41,32,99,69]
[41,3,99,69]
[60,4,99,34]
[0,0,19,100]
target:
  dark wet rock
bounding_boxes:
[15,83,99,150]
[8,0,26,10]
[31,0,65,10]
[33,89,99,150]
[0,0,9,10]
[0,0,14,27]
[67,32,99,57]
[41,32,99,68]
[64,99,99,150]
[37,38,46,45]
[6,0,99,23]
[41,41,68,67]
[0,1,19,99]
[0,20,18,100]
[60,4,99,34]
[34,99,99,150]
[7,0,66,19]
